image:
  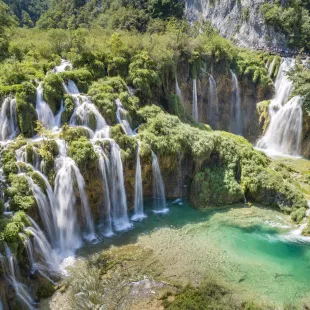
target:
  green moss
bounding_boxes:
[68,136,98,171]
[60,124,90,144]
[61,94,75,124]
[290,207,306,224]
[88,76,138,124]
[6,174,36,212]
[163,281,268,310]
[36,278,55,299]
[60,69,92,93]
[15,88,37,137]
[256,100,271,134]
[110,124,137,160]
[42,73,64,113]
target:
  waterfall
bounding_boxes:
[70,95,107,131]
[132,141,146,221]
[268,58,276,77]
[115,98,134,136]
[152,152,168,213]
[36,83,56,129]
[1,244,34,310]
[54,59,72,73]
[54,141,97,255]
[66,80,80,94]
[26,218,60,274]
[175,76,183,104]
[257,58,300,155]
[258,96,303,155]
[208,75,219,129]
[192,79,198,121]
[229,70,242,135]
[71,163,96,241]
[109,141,131,231]
[0,98,18,141]
[94,145,113,236]
[27,176,58,245]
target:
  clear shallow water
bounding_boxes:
[77,201,310,306]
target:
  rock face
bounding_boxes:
[185,0,286,49]
[175,63,273,143]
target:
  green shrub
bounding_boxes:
[42,73,64,113]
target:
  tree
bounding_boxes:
[0,1,17,60]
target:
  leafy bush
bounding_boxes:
[42,73,65,113]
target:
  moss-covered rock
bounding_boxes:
[60,69,92,93]
[256,100,271,135]
[6,174,36,212]
[61,94,75,124]
[88,76,138,125]
[42,73,64,113]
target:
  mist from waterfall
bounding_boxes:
[152,151,168,213]
[256,58,301,156]
[229,70,242,135]
[192,79,198,121]
[0,97,19,141]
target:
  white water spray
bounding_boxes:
[192,79,198,121]
[132,141,146,220]
[229,70,242,135]
[0,98,19,141]
[152,152,168,213]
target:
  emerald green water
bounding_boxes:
[78,200,310,307]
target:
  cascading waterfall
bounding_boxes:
[256,58,301,155]
[109,140,131,231]
[229,70,242,135]
[115,98,134,136]
[192,79,198,121]
[175,76,183,104]
[152,151,168,213]
[25,218,60,274]
[0,97,18,141]
[1,244,34,310]
[54,139,97,255]
[207,74,219,128]
[132,141,146,220]
[94,145,113,236]
[268,58,276,77]
[54,59,72,73]
[259,96,303,155]
[36,83,56,129]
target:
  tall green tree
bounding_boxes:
[0,1,17,59]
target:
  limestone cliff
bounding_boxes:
[185,0,286,49]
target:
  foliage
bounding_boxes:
[260,0,310,50]
[234,50,273,89]
[60,68,92,93]
[68,136,98,171]
[42,73,65,113]
[88,76,139,124]
[256,100,271,134]
[61,95,75,124]
[129,51,160,100]
[6,174,36,211]
[60,124,90,144]
[287,65,310,114]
